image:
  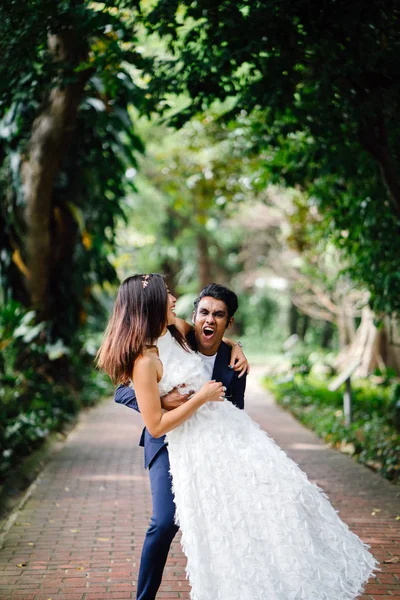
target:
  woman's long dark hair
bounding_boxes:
[96,273,187,384]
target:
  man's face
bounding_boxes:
[193,296,233,356]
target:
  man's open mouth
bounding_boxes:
[202,327,215,340]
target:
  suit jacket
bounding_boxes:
[114,332,246,468]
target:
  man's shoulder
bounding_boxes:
[217,340,232,357]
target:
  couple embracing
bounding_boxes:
[97,274,378,600]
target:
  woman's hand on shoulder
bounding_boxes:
[229,343,250,378]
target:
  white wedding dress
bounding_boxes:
[157,330,379,600]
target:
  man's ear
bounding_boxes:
[226,317,234,329]
[192,310,196,325]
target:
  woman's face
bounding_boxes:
[166,287,177,326]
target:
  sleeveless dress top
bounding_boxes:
[155,330,379,600]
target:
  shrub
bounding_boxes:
[0,302,112,481]
[265,373,400,484]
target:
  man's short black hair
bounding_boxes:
[193,283,238,320]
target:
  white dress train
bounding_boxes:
[156,331,379,600]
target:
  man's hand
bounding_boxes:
[161,386,194,411]
[229,343,250,378]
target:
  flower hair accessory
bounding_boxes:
[142,274,151,289]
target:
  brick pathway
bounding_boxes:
[0,369,399,600]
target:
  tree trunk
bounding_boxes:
[197,232,213,290]
[381,316,400,375]
[337,299,356,349]
[21,31,92,316]
[376,146,400,220]
[298,314,310,341]
[358,116,400,220]
[335,307,383,377]
[345,312,356,343]
[289,301,299,336]
[337,311,347,349]
[161,258,179,297]
[321,320,334,348]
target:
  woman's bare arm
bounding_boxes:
[175,317,192,336]
[132,354,224,438]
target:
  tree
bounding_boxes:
[0,1,146,340]
[229,188,368,347]
[143,0,400,314]
[117,112,258,291]
[0,0,151,478]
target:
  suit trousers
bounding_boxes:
[136,446,179,600]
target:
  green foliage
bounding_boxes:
[0,301,112,481]
[113,113,287,350]
[265,373,400,483]
[0,1,147,340]
[234,289,279,337]
[254,132,400,315]
[0,1,143,108]
[115,112,261,289]
[143,0,400,314]
[0,2,139,476]
[288,351,313,377]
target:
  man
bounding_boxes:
[115,283,248,600]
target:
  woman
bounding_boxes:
[98,273,379,600]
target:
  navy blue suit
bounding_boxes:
[114,333,246,600]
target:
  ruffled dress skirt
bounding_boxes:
[155,332,378,599]
[166,400,379,600]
